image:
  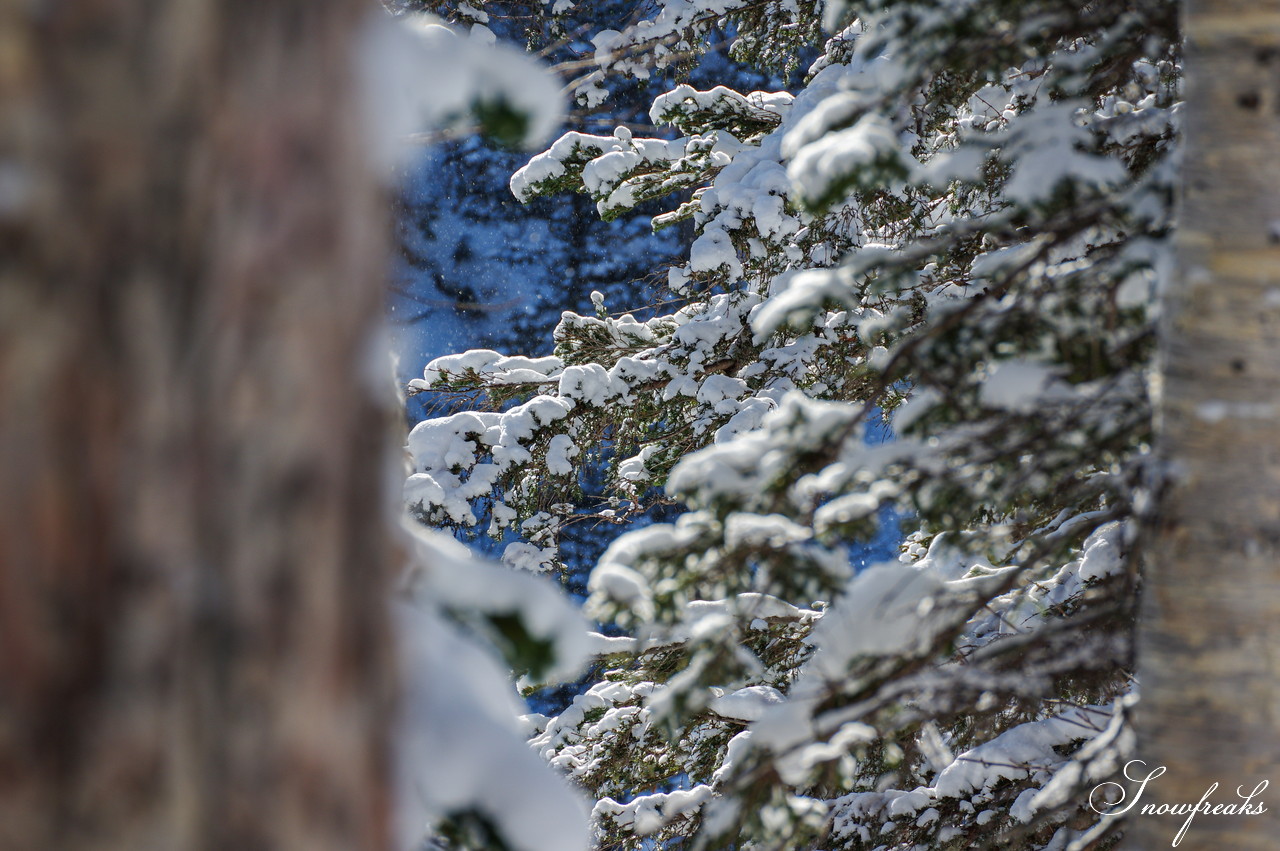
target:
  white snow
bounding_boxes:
[806,564,946,678]
[710,685,786,722]
[587,563,655,624]
[594,785,715,836]
[724,513,812,549]
[545,434,580,475]
[394,522,593,851]
[934,705,1111,800]
[979,360,1057,413]
[358,12,563,173]
[787,113,904,205]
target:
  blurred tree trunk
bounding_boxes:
[1138,3,1280,849]
[0,2,395,850]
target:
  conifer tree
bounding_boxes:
[408,2,1179,849]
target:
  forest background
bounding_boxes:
[3,2,1277,851]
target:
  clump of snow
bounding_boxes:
[979,360,1058,413]
[806,564,947,677]
[395,521,592,851]
[587,563,655,624]
[394,603,590,851]
[559,363,622,406]
[419,350,563,388]
[358,12,563,173]
[594,785,714,836]
[828,703,1119,841]
[711,685,786,722]
[787,113,904,206]
[934,705,1111,800]
[545,434,580,475]
[724,513,812,549]
[502,541,558,573]
[1000,103,1127,205]
[404,395,573,524]
[1077,522,1124,583]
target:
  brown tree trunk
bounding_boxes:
[1138,2,1280,849]
[0,2,395,850]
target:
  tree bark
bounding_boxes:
[1138,2,1280,848]
[0,2,395,850]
